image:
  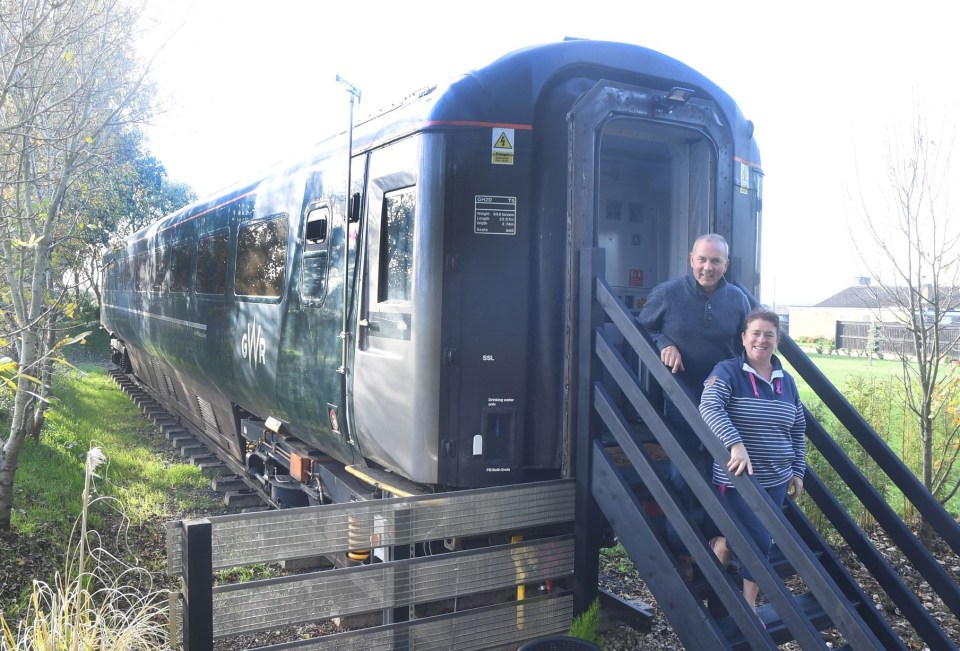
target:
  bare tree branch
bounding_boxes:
[851,109,960,543]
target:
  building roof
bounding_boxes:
[814,285,960,310]
[814,286,895,309]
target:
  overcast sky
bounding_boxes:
[138,0,960,306]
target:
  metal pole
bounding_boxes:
[335,75,360,378]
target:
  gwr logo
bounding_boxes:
[241,320,266,366]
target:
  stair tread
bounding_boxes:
[716,590,857,646]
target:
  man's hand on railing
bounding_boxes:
[660,344,686,373]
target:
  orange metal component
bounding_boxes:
[289,452,311,482]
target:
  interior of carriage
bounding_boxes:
[597,117,717,313]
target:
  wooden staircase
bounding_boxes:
[572,249,960,650]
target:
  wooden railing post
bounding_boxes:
[573,247,605,614]
[181,518,213,651]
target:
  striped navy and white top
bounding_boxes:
[700,352,806,488]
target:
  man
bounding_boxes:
[637,233,750,568]
[638,233,750,406]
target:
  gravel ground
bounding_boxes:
[4,469,959,650]
[596,527,960,650]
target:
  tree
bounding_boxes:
[852,112,960,541]
[0,0,155,531]
[64,128,195,310]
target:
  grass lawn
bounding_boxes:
[5,329,216,535]
[783,352,903,404]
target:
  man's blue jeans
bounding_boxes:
[663,397,717,551]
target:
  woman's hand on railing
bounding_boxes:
[727,442,753,476]
[788,475,804,501]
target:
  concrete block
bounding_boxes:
[211,476,247,492]
[224,490,264,508]
[281,556,333,571]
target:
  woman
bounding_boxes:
[698,307,806,613]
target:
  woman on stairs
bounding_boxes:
[698,307,807,615]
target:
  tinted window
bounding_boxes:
[151,246,168,292]
[381,188,415,302]
[302,205,329,303]
[105,260,116,291]
[196,231,229,295]
[304,205,328,250]
[134,252,149,293]
[170,240,193,293]
[122,256,132,291]
[235,216,288,298]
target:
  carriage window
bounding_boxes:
[380,188,415,303]
[302,205,330,302]
[170,239,194,293]
[305,206,328,249]
[235,216,288,298]
[105,260,116,291]
[134,252,149,293]
[151,246,169,292]
[116,257,126,291]
[196,231,229,295]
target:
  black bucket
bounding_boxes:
[517,635,601,651]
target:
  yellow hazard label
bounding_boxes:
[491,128,515,165]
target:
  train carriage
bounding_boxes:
[102,38,762,506]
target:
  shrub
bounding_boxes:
[802,377,898,535]
[569,597,603,647]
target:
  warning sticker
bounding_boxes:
[474,195,517,235]
[491,128,514,165]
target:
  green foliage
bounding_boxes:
[802,377,899,534]
[793,336,835,355]
[5,367,208,535]
[598,542,635,577]
[215,564,277,585]
[0,448,169,650]
[785,354,902,404]
[0,385,12,422]
[67,129,197,252]
[569,597,603,647]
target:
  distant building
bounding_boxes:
[789,280,960,341]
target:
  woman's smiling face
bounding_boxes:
[742,317,778,367]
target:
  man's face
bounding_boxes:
[689,239,729,293]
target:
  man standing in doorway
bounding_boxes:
[637,233,750,563]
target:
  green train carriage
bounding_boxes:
[101,38,762,506]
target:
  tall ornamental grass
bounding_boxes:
[0,447,169,650]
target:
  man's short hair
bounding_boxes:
[692,233,730,258]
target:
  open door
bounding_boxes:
[564,80,736,469]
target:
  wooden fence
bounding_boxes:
[167,480,576,650]
[835,321,960,358]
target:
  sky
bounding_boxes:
[137,0,960,307]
